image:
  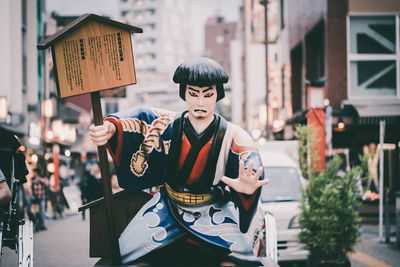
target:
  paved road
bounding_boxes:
[2,213,99,267]
[3,215,400,267]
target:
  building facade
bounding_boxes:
[272,0,400,203]
[118,0,192,112]
[0,0,42,134]
[204,16,237,79]
[203,15,239,122]
[241,0,267,132]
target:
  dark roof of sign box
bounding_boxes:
[37,13,143,50]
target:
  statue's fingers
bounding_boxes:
[253,166,264,180]
[91,133,104,140]
[257,179,270,188]
[89,126,107,137]
[246,160,254,176]
[239,160,245,177]
[91,134,109,146]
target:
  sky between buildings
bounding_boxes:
[46,0,241,56]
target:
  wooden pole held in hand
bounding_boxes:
[91,91,121,265]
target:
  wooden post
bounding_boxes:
[91,91,121,264]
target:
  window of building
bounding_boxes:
[348,15,398,97]
[105,102,119,114]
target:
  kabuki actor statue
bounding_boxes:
[90,58,271,265]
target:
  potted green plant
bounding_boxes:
[295,125,362,267]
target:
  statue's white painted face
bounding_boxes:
[185,85,217,121]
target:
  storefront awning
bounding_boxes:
[342,100,400,126]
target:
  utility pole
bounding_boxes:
[379,120,385,241]
[261,0,270,139]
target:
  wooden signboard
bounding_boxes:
[53,22,135,98]
[38,14,143,265]
[38,14,142,98]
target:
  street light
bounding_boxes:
[47,162,55,173]
[31,154,38,163]
[41,99,54,118]
[64,149,71,157]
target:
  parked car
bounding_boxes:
[260,149,309,264]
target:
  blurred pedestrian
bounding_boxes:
[79,162,91,220]
[23,176,33,221]
[31,168,48,231]
[49,172,64,220]
[86,162,103,202]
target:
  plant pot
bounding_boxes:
[308,256,351,267]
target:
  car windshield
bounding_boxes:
[261,167,302,202]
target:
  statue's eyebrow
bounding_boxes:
[202,87,213,93]
[187,86,200,93]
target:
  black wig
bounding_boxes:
[172,57,229,101]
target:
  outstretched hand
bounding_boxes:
[221,160,269,195]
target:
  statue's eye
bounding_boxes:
[189,91,198,97]
[205,93,214,98]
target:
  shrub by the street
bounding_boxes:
[295,125,362,264]
[295,124,311,180]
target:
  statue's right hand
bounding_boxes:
[89,120,116,146]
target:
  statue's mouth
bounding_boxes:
[194,109,207,113]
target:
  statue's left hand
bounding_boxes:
[221,160,269,195]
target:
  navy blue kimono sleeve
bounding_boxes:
[105,107,177,191]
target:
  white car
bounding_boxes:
[260,150,309,264]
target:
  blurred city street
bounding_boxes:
[1,0,400,266]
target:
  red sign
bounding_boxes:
[307,108,326,172]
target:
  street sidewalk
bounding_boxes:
[349,224,400,267]
[2,212,99,267]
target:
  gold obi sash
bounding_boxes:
[165,183,213,206]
